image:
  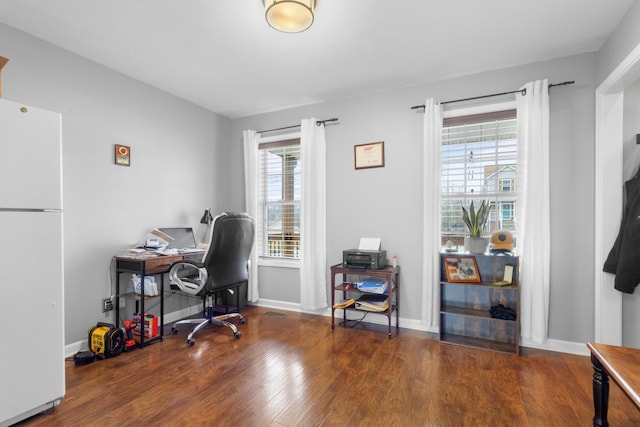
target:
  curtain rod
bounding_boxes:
[258,118,339,134]
[409,80,575,111]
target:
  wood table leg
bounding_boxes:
[592,353,610,427]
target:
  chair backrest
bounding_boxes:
[202,212,255,291]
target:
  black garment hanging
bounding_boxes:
[603,168,640,293]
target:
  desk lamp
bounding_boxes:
[200,208,213,225]
[198,208,214,249]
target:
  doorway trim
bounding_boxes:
[594,42,640,344]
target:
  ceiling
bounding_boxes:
[0,0,634,119]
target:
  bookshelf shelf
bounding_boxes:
[439,332,517,353]
[439,253,520,355]
[330,264,400,338]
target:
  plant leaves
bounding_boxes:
[461,200,492,237]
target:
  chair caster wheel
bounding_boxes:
[234,331,241,339]
[240,318,246,324]
[187,338,195,346]
[172,326,178,334]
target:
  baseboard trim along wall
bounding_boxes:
[66,300,589,358]
[253,299,590,357]
[65,302,202,358]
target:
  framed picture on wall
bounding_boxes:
[354,141,384,169]
[443,255,481,283]
[115,144,130,166]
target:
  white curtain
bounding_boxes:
[243,130,260,303]
[422,98,443,330]
[300,118,328,310]
[516,79,550,344]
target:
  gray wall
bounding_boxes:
[5,2,640,347]
[597,0,640,86]
[232,53,598,344]
[1,23,233,345]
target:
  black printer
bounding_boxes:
[342,249,387,269]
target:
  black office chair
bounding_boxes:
[169,212,254,345]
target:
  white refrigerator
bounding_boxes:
[0,99,65,426]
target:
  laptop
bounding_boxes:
[158,227,198,250]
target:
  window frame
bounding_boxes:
[499,177,517,192]
[501,201,514,220]
[256,132,302,269]
[441,101,518,249]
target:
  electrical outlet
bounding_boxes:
[103,298,113,312]
[119,297,126,308]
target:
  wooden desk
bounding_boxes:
[587,342,640,427]
[114,251,204,347]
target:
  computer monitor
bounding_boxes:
[158,227,197,249]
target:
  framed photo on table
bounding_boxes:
[354,141,384,169]
[443,255,481,283]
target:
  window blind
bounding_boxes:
[258,138,301,259]
[441,109,518,243]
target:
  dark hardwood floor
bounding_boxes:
[16,306,640,426]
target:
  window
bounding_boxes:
[500,178,515,192]
[500,202,514,220]
[257,137,301,260]
[440,108,518,249]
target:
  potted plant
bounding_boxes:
[461,200,492,254]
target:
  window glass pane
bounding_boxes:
[441,111,518,250]
[265,201,300,258]
[258,140,301,259]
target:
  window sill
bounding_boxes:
[258,257,300,269]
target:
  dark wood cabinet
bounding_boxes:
[439,253,520,354]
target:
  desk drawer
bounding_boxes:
[145,256,181,274]
[117,259,145,273]
[181,252,205,263]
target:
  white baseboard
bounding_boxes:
[66,301,589,358]
[163,303,202,324]
[65,341,84,358]
[252,300,589,356]
[65,303,202,358]
[254,298,302,313]
[520,337,589,356]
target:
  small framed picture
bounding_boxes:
[354,141,384,169]
[115,144,130,166]
[493,264,514,286]
[443,255,481,283]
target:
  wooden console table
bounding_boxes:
[587,342,640,426]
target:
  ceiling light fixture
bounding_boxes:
[263,0,316,33]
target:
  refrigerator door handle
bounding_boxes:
[0,208,60,212]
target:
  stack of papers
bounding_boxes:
[333,299,355,309]
[355,278,388,294]
[355,294,389,312]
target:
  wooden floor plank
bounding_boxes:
[13,306,640,426]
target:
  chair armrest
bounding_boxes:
[170,260,205,269]
[169,260,208,296]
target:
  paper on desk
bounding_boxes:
[359,237,381,251]
[134,228,174,249]
[150,228,174,242]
